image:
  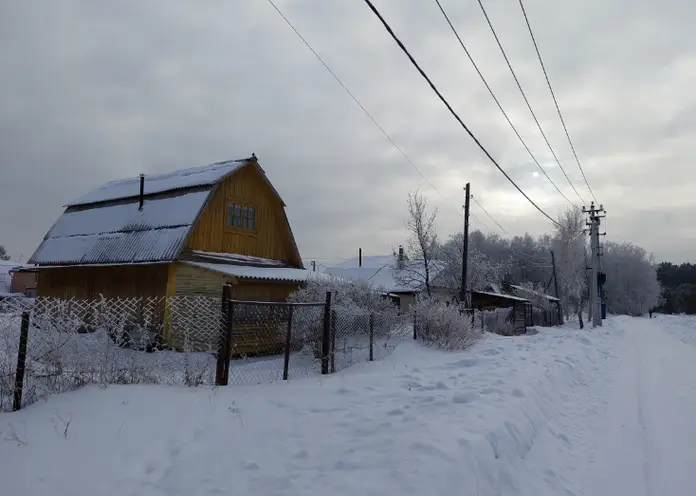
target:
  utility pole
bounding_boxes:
[583,202,605,327]
[550,250,563,325]
[311,260,316,272]
[460,182,471,308]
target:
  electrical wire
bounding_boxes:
[517,0,598,205]
[266,0,463,219]
[475,0,586,206]
[470,194,509,236]
[360,0,561,228]
[433,0,576,208]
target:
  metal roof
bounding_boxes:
[30,188,211,265]
[66,158,250,207]
[185,261,334,283]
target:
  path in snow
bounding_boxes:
[583,316,696,496]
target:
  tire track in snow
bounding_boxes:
[633,328,654,496]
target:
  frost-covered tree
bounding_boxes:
[551,207,587,323]
[603,242,660,316]
[437,233,504,296]
[400,190,438,296]
[0,245,9,261]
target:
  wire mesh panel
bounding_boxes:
[330,309,408,373]
[226,300,325,385]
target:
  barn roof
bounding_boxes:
[29,157,262,266]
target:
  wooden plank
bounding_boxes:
[184,165,302,267]
[36,264,169,299]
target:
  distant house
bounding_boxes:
[10,267,37,297]
[29,156,320,303]
[0,260,19,299]
[325,247,449,313]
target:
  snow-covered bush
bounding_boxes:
[482,307,515,335]
[412,296,481,350]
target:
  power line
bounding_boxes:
[265,0,463,219]
[432,0,576,208]
[360,0,561,228]
[517,0,598,204]
[475,0,586,206]
[470,194,509,236]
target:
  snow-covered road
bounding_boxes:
[4,315,696,495]
[582,316,696,496]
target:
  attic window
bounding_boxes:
[227,201,255,230]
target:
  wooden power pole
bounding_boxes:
[550,250,563,324]
[460,183,471,307]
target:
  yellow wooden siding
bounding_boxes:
[185,166,302,266]
[36,264,169,299]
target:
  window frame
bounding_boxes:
[225,199,258,235]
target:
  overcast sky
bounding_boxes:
[1,0,694,266]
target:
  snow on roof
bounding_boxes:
[325,256,446,293]
[472,290,530,302]
[190,251,287,267]
[185,261,334,283]
[509,284,560,302]
[67,158,250,207]
[30,190,209,265]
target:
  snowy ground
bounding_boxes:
[3,316,696,495]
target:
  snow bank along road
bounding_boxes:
[2,316,696,495]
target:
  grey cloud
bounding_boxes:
[1,0,695,265]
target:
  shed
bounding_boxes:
[470,290,531,334]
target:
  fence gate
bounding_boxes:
[215,286,331,386]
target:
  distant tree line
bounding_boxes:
[656,263,696,314]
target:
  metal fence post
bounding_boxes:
[216,284,233,386]
[330,309,337,373]
[321,292,332,375]
[13,312,30,411]
[283,305,294,380]
[369,313,375,361]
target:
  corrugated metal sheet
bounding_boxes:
[30,190,210,265]
[67,158,248,207]
[185,261,334,283]
[30,227,190,265]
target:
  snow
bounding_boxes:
[67,159,248,207]
[30,191,210,265]
[473,290,530,302]
[6,316,696,495]
[190,250,288,267]
[185,261,335,283]
[30,227,190,265]
[326,255,447,293]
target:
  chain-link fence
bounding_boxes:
[328,309,409,373]
[1,290,410,412]
[224,300,326,385]
[0,295,225,411]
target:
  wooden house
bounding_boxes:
[28,155,321,351]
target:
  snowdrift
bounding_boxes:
[0,324,622,496]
